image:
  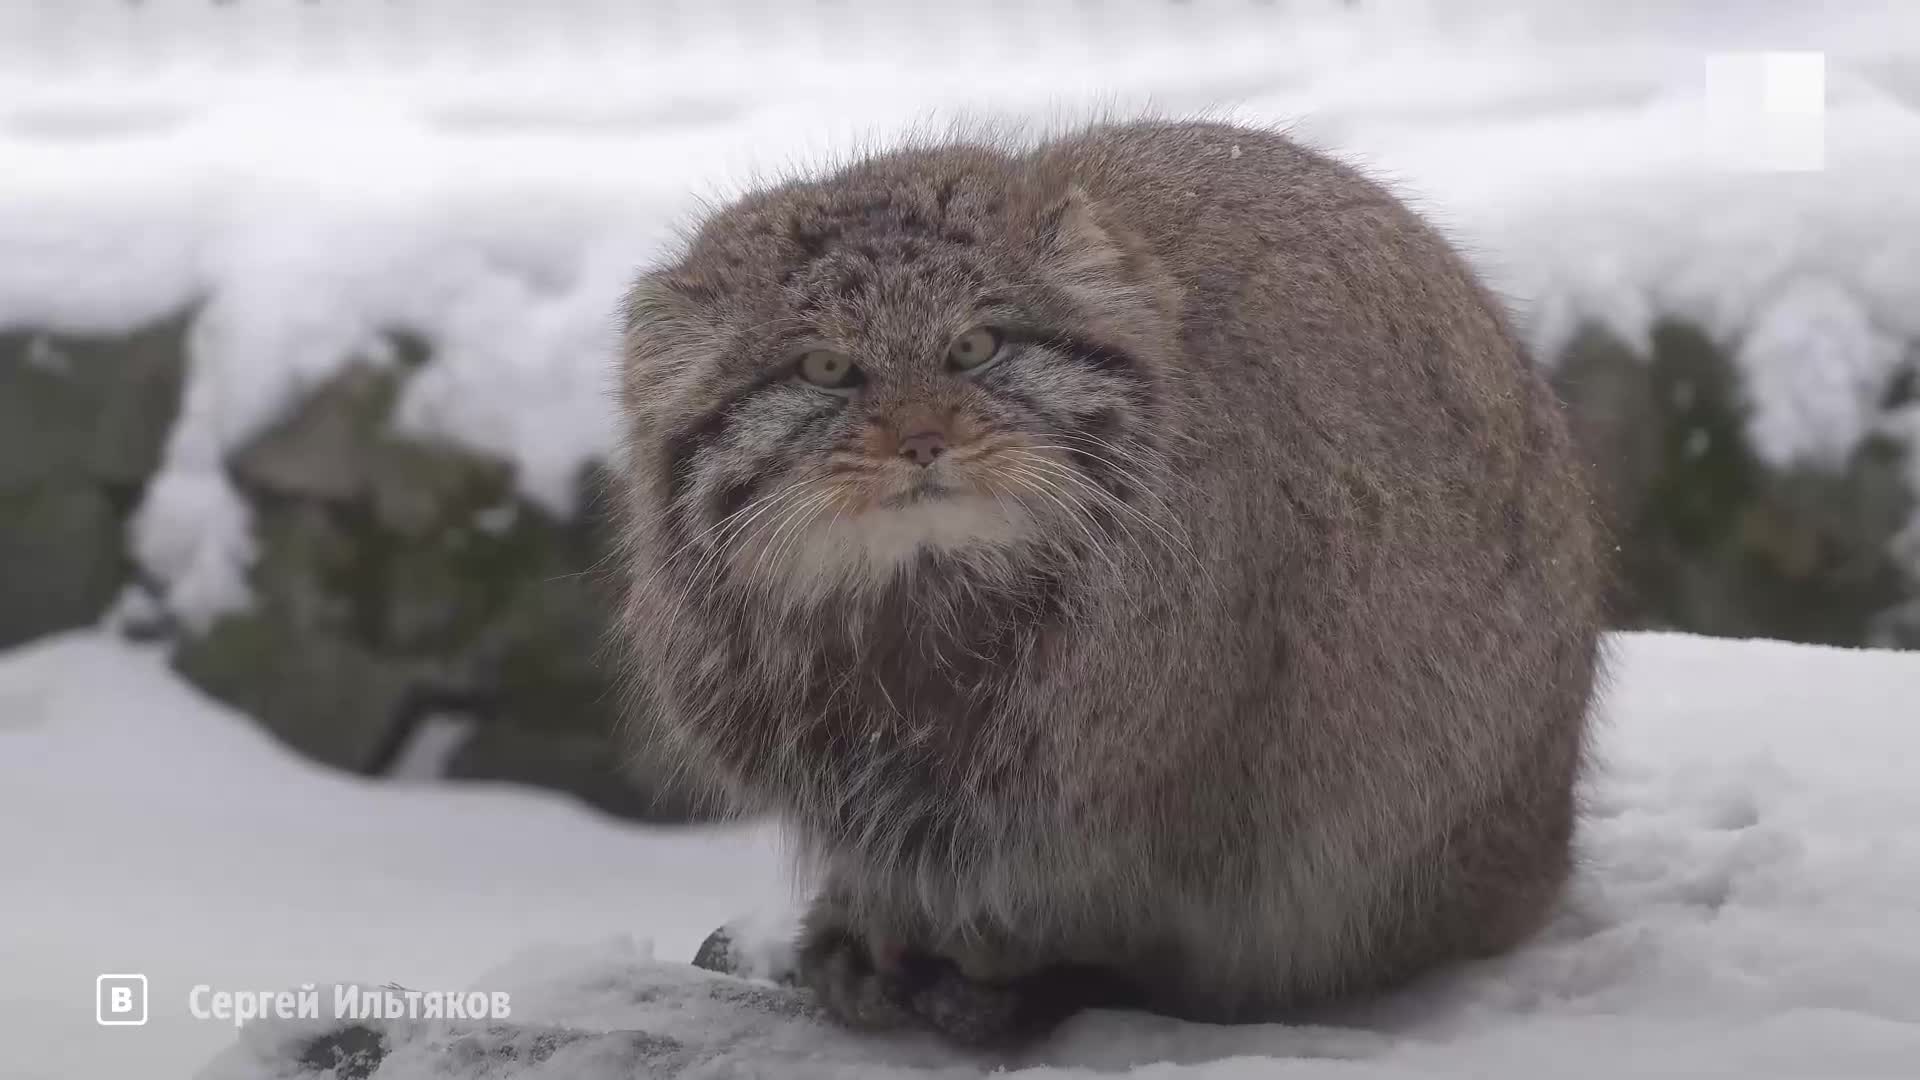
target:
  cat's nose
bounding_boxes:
[898,430,948,467]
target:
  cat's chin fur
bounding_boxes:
[771,493,1038,599]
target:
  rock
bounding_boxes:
[691,927,738,976]
[78,316,194,491]
[0,486,124,649]
[0,317,188,647]
[173,347,716,820]
[1871,597,1920,648]
[294,1024,387,1080]
[444,724,698,823]
[0,331,91,494]
[367,437,514,541]
[247,499,363,636]
[1550,317,1918,647]
[0,316,188,496]
[172,609,418,772]
[230,363,400,503]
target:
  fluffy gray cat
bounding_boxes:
[615,119,1604,1046]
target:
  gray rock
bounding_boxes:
[367,437,514,541]
[0,316,188,496]
[80,316,193,490]
[230,363,399,502]
[175,349,718,821]
[0,485,123,648]
[1549,317,1918,647]
[444,724,703,823]
[0,316,189,648]
[691,927,738,976]
[172,609,417,772]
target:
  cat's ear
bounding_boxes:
[621,270,710,340]
[1046,185,1129,287]
[1040,186,1182,338]
[621,272,723,411]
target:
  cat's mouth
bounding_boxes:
[727,458,1035,587]
[879,475,958,508]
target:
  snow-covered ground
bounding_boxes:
[2,0,1918,623]
[4,630,1919,1078]
[0,631,788,1079]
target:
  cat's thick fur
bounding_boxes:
[616,119,1603,1044]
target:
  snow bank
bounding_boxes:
[4,630,1919,1078]
[3,1,1918,623]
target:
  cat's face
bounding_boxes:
[622,154,1178,600]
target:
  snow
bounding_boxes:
[1737,276,1906,469]
[4,630,1920,1078]
[0,633,788,1080]
[4,1,1920,623]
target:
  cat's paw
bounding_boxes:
[794,920,919,1031]
[910,955,1146,1048]
[904,959,1029,1047]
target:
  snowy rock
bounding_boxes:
[690,926,742,977]
[0,485,123,650]
[0,316,188,494]
[0,316,188,646]
[172,607,418,773]
[165,352,707,820]
[1550,318,1916,646]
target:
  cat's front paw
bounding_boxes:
[903,958,1029,1047]
[794,919,920,1031]
[909,954,1147,1047]
[795,927,1028,1046]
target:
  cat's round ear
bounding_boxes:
[622,271,710,339]
[621,271,723,410]
[1044,185,1126,280]
[1039,186,1182,333]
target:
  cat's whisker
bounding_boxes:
[679,482,819,599]
[745,486,841,592]
[1000,447,1216,596]
[993,461,1130,585]
[659,483,806,579]
[1014,446,1200,559]
[762,488,845,588]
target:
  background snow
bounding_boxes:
[3,0,1918,622]
[5,631,1918,1078]
[5,2,1920,1077]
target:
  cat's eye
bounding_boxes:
[796,348,861,392]
[947,327,1005,373]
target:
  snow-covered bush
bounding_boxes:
[160,340,708,821]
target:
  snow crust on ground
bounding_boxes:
[3,1,1919,623]
[4,629,1919,1078]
